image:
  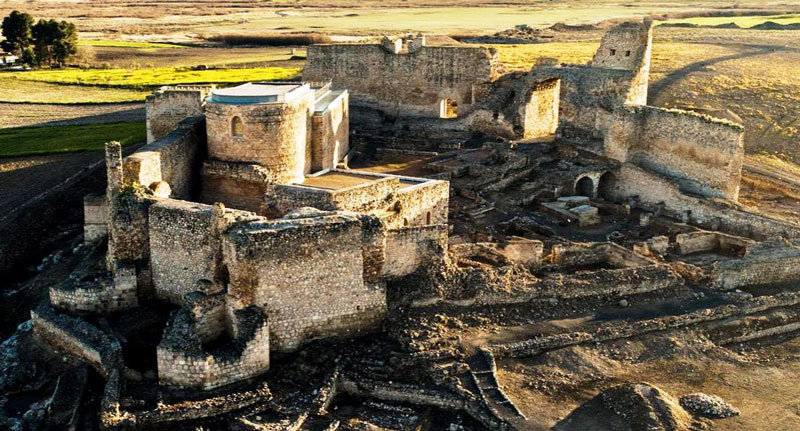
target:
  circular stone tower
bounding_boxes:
[205,83,314,184]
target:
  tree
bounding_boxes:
[32,19,78,66]
[1,11,34,56]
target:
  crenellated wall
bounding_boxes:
[605,105,745,200]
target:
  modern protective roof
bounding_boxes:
[209,82,310,104]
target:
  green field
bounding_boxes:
[660,14,800,28]
[0,122,146,157]
[0,65,302,104]
[8,66,301,88]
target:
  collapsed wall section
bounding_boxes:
[605,105,745,200]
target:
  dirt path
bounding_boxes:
[0,102,145,129]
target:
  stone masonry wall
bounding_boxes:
[530,66,635,140]
[304,43,501,118]
[200,161,277,214]
[384,225,448,277]
[223,213,386,351]
[83,194,107,242]
[591,20,653,72]
[605,105,745,200]
[205,93,314,184]
[32,306,123,378]
[311,91,350,171]
[521,78,560,139]
[146,86,211,143]
[149,199,221,304]
[612,163,800,240]
[157,306,269,390]
[124,115,206,200]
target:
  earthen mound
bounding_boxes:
[680,393,740,419]
[553,382,709,431]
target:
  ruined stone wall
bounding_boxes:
[520,78,560,139]
[392,180,450,229]
[123,115,206,200]
[149,199,222,304]
[303,43,500,118]
[31,306,123,378]
[205,94,314,184]
[530,66,635,140]
[223,213,386,351]
[199,161,276,214]
[145,86,211,143]
[83,194,107,242]
[264,173,449,229]
[605,105,745,200]
[591,20,653,72]
[550,242,654,271]
[50,266,138,313]
[675,231,753,255]
[157,306,269,390]
[384,225,448,277]
[715,240,800,290]
[613,163,800,240]
[311,91,349,171]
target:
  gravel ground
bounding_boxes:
[0,102,144,129]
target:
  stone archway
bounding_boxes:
[597,171,618,201]
[575,176,594,197]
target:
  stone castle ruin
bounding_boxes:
[25,20,800,430]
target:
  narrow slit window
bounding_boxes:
[610,49,616,56]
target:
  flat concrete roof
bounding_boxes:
[210,82,309,104]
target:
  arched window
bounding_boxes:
[231,116,244,137]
